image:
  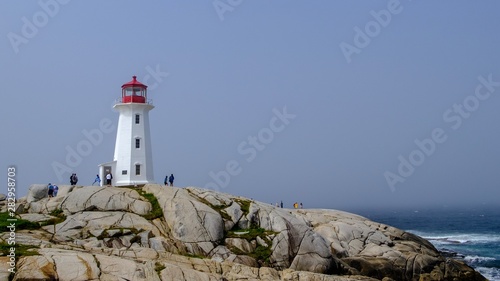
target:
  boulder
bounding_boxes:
[19,213,56,223]
[226,254,259,267]
[61,186,152,215]
[210,245,232,262]
[39,249,100,281]
[53,185,75,197]
[290,230,338,274]
[143,185,224,244]
[26,184,49,203]
[0,257,12,281]
[42,211,160,241]
[258,267,281,280]
[14,255,57,281]
[225,237,256,253]
[222,262,260,279]
[95,254,160,281]
[186,187,233,207]
[281,268,380,281]
[159,262,221,281]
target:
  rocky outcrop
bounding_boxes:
[1,184,485,281]
[61,186,152,215]
[42,211,161,241]
[143,185,224,256]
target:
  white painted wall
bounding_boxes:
[112,102,155,186]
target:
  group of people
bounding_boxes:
[92,173,113,186]
[164,174,174,186]
[274,201,304,209]
[47,183,59,197]
[53,172,172,188]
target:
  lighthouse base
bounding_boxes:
[98,161,155,187]
[113,179,155,187]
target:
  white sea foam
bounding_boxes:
[464,255,496,264]
[407,229,500,280]
[475,266,500,281]
[407,231,500,245]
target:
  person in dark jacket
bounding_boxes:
[168,174,174,186]
[70,173,78,185]
[48,183,54,197]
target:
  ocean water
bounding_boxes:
[354,206,500,281]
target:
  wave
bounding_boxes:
[475,267,500,281]
[407,230,500,245]
[464,255,496,264]
[407,229,500,280]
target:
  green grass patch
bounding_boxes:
[185,253,205,259]
[49,209,63,217]
[155,262,166,275]
[40,209,67,227]
[227,242,272,266]
[13,219,40,230]
[0,242,39,257]
[226,226,266,240]
[126,188,163,220]
[218,210,232,221]
[1,209,67,230]
[252,245,272,265]
[0,212,40,230]
[229,245,272,266]
[225,224,275,266]
[234,199,251,215]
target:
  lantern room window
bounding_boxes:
[121,76,147,103]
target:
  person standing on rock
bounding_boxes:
[70,173,78,185]
[168,174,174,186]
[164,175,168,186]
[47,183,54,197]
[92,174,101,186]
[280,201,283,208]
[106,172,112,186]
[53,185,59,197]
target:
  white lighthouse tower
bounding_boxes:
[99,76,155,186]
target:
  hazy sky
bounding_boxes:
[2,1,500,210]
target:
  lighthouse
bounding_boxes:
[98,76,155,186]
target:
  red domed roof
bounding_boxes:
[121,76,147,89]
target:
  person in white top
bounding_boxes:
[106,173,112,186]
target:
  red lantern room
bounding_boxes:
[121,76,148,103]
